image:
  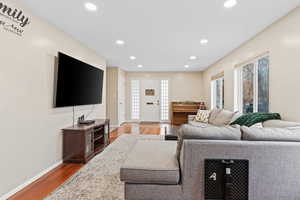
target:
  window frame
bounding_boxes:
[234,55,269,113]
[211,76,224,109]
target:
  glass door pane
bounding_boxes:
[131,80,140,120]
[242,63,254,113]
[257,57,269,112]
[215,78,224,109]
[160,80,169,121]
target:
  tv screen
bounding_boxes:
[55,52,104,107]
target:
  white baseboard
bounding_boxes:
[0,160,63,200]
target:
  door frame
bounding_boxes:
[129,78,171,123]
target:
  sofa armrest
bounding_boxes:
[180,140,300,200]
[188,115,196,123]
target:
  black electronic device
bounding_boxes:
[77,115,95,125]
[55,52,104,107]
[205,159,249,200]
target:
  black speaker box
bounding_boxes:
[205,159,249,200]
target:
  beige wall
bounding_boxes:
[125,72,204,121]
[202,7,300,122]
[106,68,119,126]
[106,67,126,127]
[0,0,106,197]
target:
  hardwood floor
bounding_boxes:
[9,164,84,200]
[8,122,171,200]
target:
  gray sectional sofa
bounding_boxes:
[120,109,300,200]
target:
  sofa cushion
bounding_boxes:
[188,121,213,128]
[120,140,180,185]
[195,110,210,123]
[176,124,241,158]
[210,109,237,126]
[251,122,263,128]
[263,120,300,128]
[241,126,300,142]
[208,108,222,124]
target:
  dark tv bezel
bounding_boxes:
[54,52,104,108]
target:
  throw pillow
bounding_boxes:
[176,124,241,159]
[195,110,210,123]
[208,108,222,124]
[241,126,300,142]
[210,109,238,126]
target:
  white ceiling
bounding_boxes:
[20,0,300,71]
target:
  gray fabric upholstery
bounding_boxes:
[122,118,300,200]
[176,124,241,159]
[241,126,300,142]
[120,140,180,185]
[263,119,300,128]
[123,138,300,200]
[180,140,300,200]
[188,121,212,128]
[124,139,300,200]
[125,183,183,200]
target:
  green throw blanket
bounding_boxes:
[230,112,281,127]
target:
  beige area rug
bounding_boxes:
[45,134,164,200]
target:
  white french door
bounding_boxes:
[131,79,169,122]
[140,80,161,122]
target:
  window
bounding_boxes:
[131,80,140,120]
[234,56,269,113]
[160,80,169,121]
[211,76,224,109]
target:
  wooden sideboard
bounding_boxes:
[62,119,110,163]
[171,102,206,125]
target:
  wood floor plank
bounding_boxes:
[8,122,171,200]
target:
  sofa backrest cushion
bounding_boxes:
[263,120,300,128]
[209,109,237,126]
[241,126,300,142]
[208,108,222,124]
[176,124,241,159]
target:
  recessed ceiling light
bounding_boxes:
[84,2,97,11]
[184,65,189,68]
[189,56,197,60]
[137,65,143,68]
[115,40,125,45]
[130,56,136,60]
[224,0,237,8]
[200,39,208,45]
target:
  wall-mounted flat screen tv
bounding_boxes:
[55,52,104,107]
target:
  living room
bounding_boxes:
[1,0,300,200]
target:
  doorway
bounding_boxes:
[140,80,161,122]
[131,79,169,122]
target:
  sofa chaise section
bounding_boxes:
[120,140,183,200]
